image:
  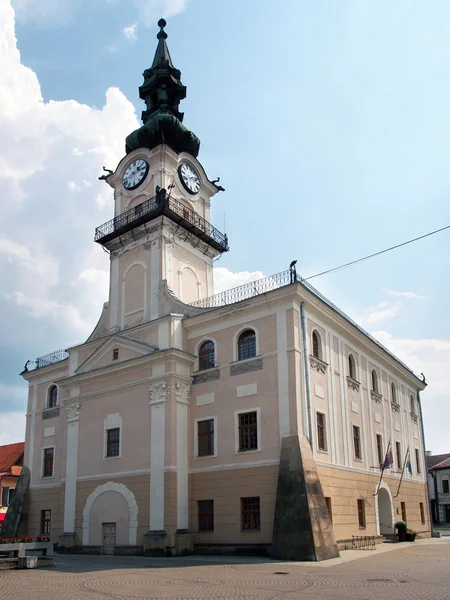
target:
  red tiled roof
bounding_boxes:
[434,456,450,470]
[427,452,450,470]
[0,442,24,474]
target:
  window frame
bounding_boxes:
[357,498,366,528]
[112,348,119,361]
[235,408,261,454]
[103,413,122,460]
[194,416,217,459]
[198,340,216,371]
[47,385,58,409]
[410,394,415,414]
[401,501,407,523]
[325,497,333,523]
[105,427,121,458]
[376,434,383,467]
[415,448,421,474]
[391,382,397,404]
[443,479,449,494]
[311,330,322,360]
[241,496,261,531]
[235,328,258,362]
[395,441,402,471]
[316,411,327,452]
[198,499,214,532]
[42,446,55,478]
[353,425,362,460]
[40,509,51,535]
[348,353,357,380]
[371,369,379,393]
[419,502,425,525]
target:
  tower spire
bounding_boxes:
[125,19,200,157]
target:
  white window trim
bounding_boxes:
[41,445,55,479]
[352,424,363,461]
[442,478,449,493]
[232,326,259,363]
[103,413,123,460]
[315,410,328,453]
[193,416,218,459]
[194,337,218,372]
[235,407,261,455]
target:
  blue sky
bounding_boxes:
[1,0,450,452]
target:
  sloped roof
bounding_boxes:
[426,452,450,471]
[0,442,24,474]
[432,456,450,471]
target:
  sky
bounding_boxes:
[0,0,449,452]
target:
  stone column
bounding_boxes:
[174,381,193,555]
[144,381,168,555]
[59,402,82,549]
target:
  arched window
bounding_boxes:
[198,341,215,371]
[312,331,322,359]
[238,329,256,361]
[348,354,356,380]
[391,382,397,404]
[410,394,415,414]
[47,385,58,408]
[371,369,378,393]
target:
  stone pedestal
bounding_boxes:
[58,532,78,551]
[271,434,340,561]
[143,531,168,556]
[174,529,194,556]
[18,556,38,569]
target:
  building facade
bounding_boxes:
[427,452,450,525]
[21,20,430,557]
[0,442,24,530]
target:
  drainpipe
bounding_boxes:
[417,389,434,529]
[300,302,313,450]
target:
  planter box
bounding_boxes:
[0,542,53,557]
[406,533,416,542]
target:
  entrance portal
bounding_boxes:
[377,487,394,536]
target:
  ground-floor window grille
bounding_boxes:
[357,498,366,528]
[40,509,51,535]
[198,500,214,532]
[241,497,260,531]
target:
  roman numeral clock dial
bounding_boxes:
[178,163,201,194]
[122,159,149,190]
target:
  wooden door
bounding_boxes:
[102,523,116,555]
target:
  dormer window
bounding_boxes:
[113,348,119,361]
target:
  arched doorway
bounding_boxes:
[377,485,394,537]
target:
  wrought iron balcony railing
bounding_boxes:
[94,192,229,253]
[34,349,69,370]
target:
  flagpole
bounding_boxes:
[394,446,410,499]
[374,439,391,496]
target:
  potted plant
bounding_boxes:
[406,528,416,542]
[395,520,407,542]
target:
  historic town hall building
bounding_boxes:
[21,20,430,559]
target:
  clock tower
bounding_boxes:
[95,19,228,332]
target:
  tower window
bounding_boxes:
[312,331,322,359]
[198,341,215,371]
[348,354,356,380]
[371,370,379,393]
[238,329,256,361]
[47,385,58,409]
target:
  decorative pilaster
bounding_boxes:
[174,382,190,532]
[62,402,82,538]
[148,381,168,532]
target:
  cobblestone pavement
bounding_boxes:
[1,539,449,600]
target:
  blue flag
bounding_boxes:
[406,458,412,475]
[383,448,393,469]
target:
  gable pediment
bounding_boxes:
[76,335,158,375]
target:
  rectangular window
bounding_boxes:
[401,501,407,523]
[197,419,214,457]
[325,497,332,523]
[420,502,425,525]
[198,500,214,532]
[241,497,260,531]
[40,509,51,535]
[396,442,402,470]
[353,425,362,460]
[376,434,383,466]
[42,447,54,477]
[106,428,120,457]
[415,449,421,474]
[1,487,9,507]
[357,499,366,528]
[238,411,258,452]
[317,412,326,451]
[112,348,119,360]
[443,480,450,494]
[8,489,14,505]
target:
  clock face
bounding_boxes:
[178,163,201,195]
[122,159,149,190]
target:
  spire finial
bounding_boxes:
[157,18,167,40]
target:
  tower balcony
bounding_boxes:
[94,192,229,253]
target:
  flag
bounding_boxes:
[383,448,393,469]
[406,458,412,476]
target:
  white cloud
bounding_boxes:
[213,267,266,295]
[356,301,401,326]
[0,412,26,445]
[383,288,425,300]
[123,23,138,40]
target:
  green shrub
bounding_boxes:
[395,521,407,531]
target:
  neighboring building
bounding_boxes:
[427,451,450,525]
[21,20,430,556]
[0,442,24,529]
